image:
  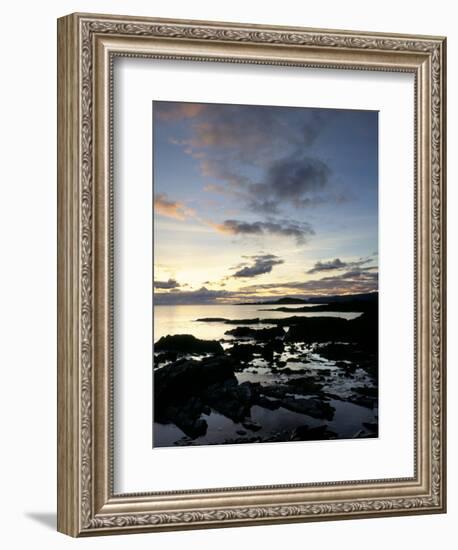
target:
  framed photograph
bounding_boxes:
[57,13,446,536]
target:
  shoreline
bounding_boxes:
[153,302,378,447]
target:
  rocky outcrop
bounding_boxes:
[225,326,285,341]
[154,334,224,355]
[154,355,236,411]
[285,317,351,343]
[228,343,260,363]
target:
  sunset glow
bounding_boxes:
[153,101,378,304]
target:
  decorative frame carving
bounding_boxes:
[57,13,446,536]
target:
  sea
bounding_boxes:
[153,303,361,343]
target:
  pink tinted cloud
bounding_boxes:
[154,193,194,220]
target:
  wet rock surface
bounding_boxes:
[154,299,378,446]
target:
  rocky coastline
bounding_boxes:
[153,297,379,447]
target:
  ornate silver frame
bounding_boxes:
[57,13,446,536]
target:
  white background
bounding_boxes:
[0,1,455,548]
[115,60,414,492]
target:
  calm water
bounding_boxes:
[153,399,376,448]
[153,304,362,342]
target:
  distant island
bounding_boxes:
[236,291,378,306]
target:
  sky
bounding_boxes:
[153,101,378,305]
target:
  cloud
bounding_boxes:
[201,152,333,215]
[153,286,230,305]
[307,257,374,274]
[232,254,284,278]
[245,268,378,297]
[247,153,331,213]
[212,219,314,244]
[155,102,206,122]
[154,193,194,220]
[181,104,298,159]
[154,278,180,290]
[157,102,344,218]
[154,267,379,304]
[301,110,327,146]
[307,258,347,273]
[159,101,333,171]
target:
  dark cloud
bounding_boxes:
[307,257,374,274]
[301,110,326,146]
[307,258,347,273]
[154,278,180,289]
[164,103,329,161]
[212,219,314,244]
[203,152,333,214]
[158,102,343,216]
[154,267,379,304]
[338,268,377,279]
[259,153,330,206]
[246,268,378,296]
[232,254,284,278]
[154,286,230,305]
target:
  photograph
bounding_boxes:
[55,11,446,536]
[152,101,379,447]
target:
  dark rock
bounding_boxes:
[260,385,291,399]
[286,377,324,394]
[155,334,224,355]
[184,418,208,438]
[224,318,261,325]
[155,351,178,365]
[225,327,254,338]
[348,395,376,409]
[261,346,274,362]
[286,317,351,343]
[356,385,378,397]
[195,317,228,322]
[319,343,361,361]
[228,343,259,363]
[323,392,344,401]
[242,419,262,432]
[290,424,337,441]
[262,296,377,314]
[279,367,308,375]
[160,397,209,438]
[281,310,378,351]
[363,422,379,435]
[154,355,236,417]
[318,368,332,375]
[225,326,285,341]
[264,339,284,354]
[280,397,335,420]
[255,395,282,410]
[236,429,247,436]
[202,380,258,422]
